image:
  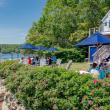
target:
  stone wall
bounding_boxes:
[0,79,25,110]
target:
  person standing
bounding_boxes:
[31,56,36,65]
[48,57,52,65]
[35,56,39,65]
[27,57,32,65]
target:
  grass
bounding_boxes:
[70,62,90,71]
[62,62,90,71]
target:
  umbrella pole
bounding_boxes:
[88,46,90,63]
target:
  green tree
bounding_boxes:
[27,0,109,47]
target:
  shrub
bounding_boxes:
[79,79,110,110]
[1,61,91,110]
[33,48,87,63]
[55,48,86,62]
[1,61,110,110]
[0,61,23,78]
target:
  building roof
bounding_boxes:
[102,10,110,22]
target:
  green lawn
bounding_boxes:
[70,62,90,71]
[62,62,90,71]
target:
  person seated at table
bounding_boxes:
[90,62,106,79]
[89,63,100,79]
[99,67,106,79]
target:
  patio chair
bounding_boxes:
[65,60,72,70]
[56,59,62,66]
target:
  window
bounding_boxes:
[109,20,110,28]
[105,22,107,26]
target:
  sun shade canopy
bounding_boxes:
[76,32,110,47]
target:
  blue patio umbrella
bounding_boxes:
[48,47,58,52]
[32,46,48,51]
[20,43,36,49]
[76,32,110,47]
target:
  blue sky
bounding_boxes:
[0,0,46,44]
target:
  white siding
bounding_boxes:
[100,13,110,35]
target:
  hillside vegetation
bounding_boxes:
[0,44,20,53]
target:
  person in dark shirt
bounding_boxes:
[106,55,110,62]
[48,57,52,65]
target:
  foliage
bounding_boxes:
[0,61,22,78]
[79,79,110,110]
[1,61,92,110]
[27,0,110,47]
[1,61,110,109]
[33,48,87,63]
[0,44,20,53]
[55,48,87,62]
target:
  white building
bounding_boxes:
[90,10,110,63]
[100,10,110,36]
